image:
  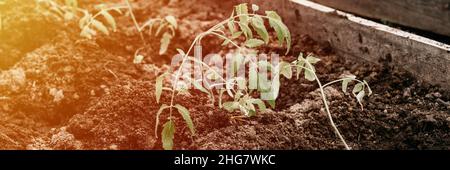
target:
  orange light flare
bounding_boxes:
[0,0,63,70]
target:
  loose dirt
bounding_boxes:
[1,0,449,150]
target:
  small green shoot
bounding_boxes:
[154,3,372,150]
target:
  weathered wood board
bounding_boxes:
[311,0,450,37]
[241,0,450,90]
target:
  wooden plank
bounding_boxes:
[311,0,450,37]
[240,0,450,90]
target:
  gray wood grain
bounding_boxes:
[311,0,450,36]
[240,0,450,90]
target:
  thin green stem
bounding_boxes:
[167,35,201,124]
[209,32,242,50]
[124,0,145,44]
[304,61,350,150]
[323,78,363,88]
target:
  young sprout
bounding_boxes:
[154,3,372,150]
[125,0,178,55]
[36,0,126,39]
[38,0,178,55]
[154,3,293,150]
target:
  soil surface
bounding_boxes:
[1,0,449,150]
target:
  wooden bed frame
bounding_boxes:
[241,0,450,90]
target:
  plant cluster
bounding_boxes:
[34,0,373,150]
[36,0,177,55]
[36,0,124,38]
[155,3,372,150]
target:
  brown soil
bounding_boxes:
[1,0,449,150]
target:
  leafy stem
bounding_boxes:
[155,3,371,150]
[304,59,350,149]
[124,0,145,44]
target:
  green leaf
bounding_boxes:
[168,24,176,36]
[304,69,316,81]
[341,80,349,93]
[238,22,253,39]
[285,29,291,54]
[174,104,195,135]
[296,53,306,79]
[266,11,283,44]
[296,62,305,80]
[192,78,210,95]
[352,83,364,95]
[235,3,249,23]
[363,80,372,96]
[176,48,186,56]
[235,4,251,39]
[245,99,256,112]
[223,102,239,112]
[341,75,356,93]
[80,27,96,39]
[101,10,116,31]
[271,74,281,99]
[303,58,317,81]
[266,11,291,54]
[227,11,236,34]
[155,73,169,103]
[155,23,166,36]
[246,104,256,117]
[239,104,251,116]
[267,100,276,109]
[91,19,109,35]
[356,90,365,110]
[133,54,144,64]
[247,109,256,117]
[64,12,75,21]
[251,16,269,44]
[244,39,265,48]
[79,12,90,29]
[297,53,305,61]
[231,31,243,39]
[279,61,292,79]
[50,6,64,18]
[162,120,175,150]
[250,99,266,112]
[160,32,172,55]
[155,104,170,137]
[165,15,178,29]
[306,56,321,64]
